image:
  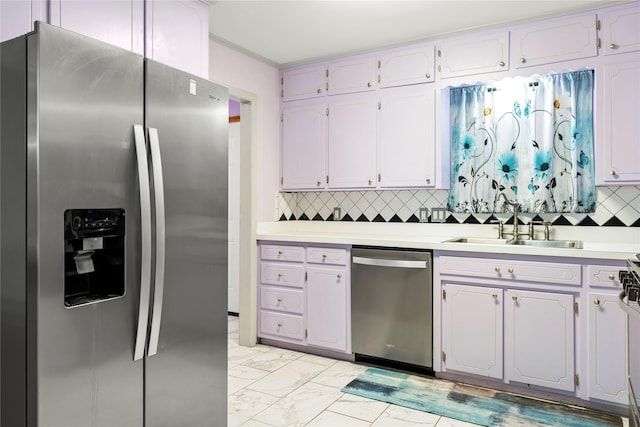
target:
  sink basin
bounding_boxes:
[444,237,583,249]
[445,237,511,245]
[510,239,583,249]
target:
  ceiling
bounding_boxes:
[208,0,629,68]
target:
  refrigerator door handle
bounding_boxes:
[147,127,166,357]
[133,124,153,361]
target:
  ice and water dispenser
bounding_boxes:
[64,209,125,307]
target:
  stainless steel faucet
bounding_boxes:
[498,193,529,241]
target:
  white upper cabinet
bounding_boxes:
[598,57,640,184]
[281,100,327,190]
[378,86,435,188]
[511,13,597,68]
[327,93,377,189]
[377,44,435,88]
[437,31,509,79]
[328,55,377,95]
[146,0,210,77]
[49,0,145,54]
[282,64,327,102]
[599,4,640,55]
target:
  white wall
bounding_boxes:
[208,39,280,222]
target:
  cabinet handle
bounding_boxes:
[594,299,601,305]
[498,60,505,67]
[508,268,514,274]
[609,43,618,49]
[520,57,526,64]
[610,170,617,176]
[492,294,498,299]
[608,274,615,281]
[425,72,431,78]
[494,267,501,273]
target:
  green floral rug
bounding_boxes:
[342,367,622,427]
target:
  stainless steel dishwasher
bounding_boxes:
[351,247,433,370]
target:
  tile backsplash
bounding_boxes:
[278,186,640,227]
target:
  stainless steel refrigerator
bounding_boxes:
[0,22,228,426]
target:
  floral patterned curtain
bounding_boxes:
[447,70,595,214]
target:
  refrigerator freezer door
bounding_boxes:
[144,60,229,426]
[29,24,145,426]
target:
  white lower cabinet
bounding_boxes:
[438,253,629,406]
[505,289,575,392]
[258,242,351,353]
[442,284,503,379]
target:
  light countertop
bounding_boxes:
[257,221,640,261]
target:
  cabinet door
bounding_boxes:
[306,266,348,352]
[146,0,209,77]
[588,292,628,404]
[282,64,327,102]
[49,0,144,54]
[512,14,597,68]
[328,56,377,95]
[328,94,377,189]
[442,284,503,379]
[379,86,435,188]
[281,101,327,190]
[505,290,575,392]
[378,44,435,88]
[600,58,640,184]
[437,31,509,78]
[600,5,640,55]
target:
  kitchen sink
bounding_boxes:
[444,237,583,249]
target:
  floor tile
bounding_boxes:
[310,359,368,388]
[371,405,441,426]
[306,410,372,426]
[241,347,304,372]
[252,382,343,427]
[247,359,331,398]
[326,393,389,422]
[228,364,270,395]
[227,388,280,427]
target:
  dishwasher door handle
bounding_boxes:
[352,256,428,269]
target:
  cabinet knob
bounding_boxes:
[594,299,601,305]
[609,43,618,49]
[316,180,321,186]
[367,82,372,87]
[425,73,431,78]
[608,274,615,281]
[498,60,505,67]
[508,268,514,274]
[520,57,526,64]
[277,273,283,278]
[368,179,372,185]
[495,267,501,273]
[278,250,283,255]
[322,254,327,260]
[512,296,519,302]
[317,88,322,93]
[277,298,282,303]
[492,294,498,299]
[610,170,617,176]
[426,178,431,184]
[277,323,282,328]
[337,274,342,279]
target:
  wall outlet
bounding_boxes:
[333,207,341,221]
[431,207,448,223]
[419,208,429,223]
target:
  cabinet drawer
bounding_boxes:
[260,287,304,314]
[260,263,305,288]
[259,311,304,341]
[439,256,581,286]
[586,265,625,290]
[261,244,305,262]
[307,246,348,265]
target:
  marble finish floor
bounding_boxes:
[227,316,480,427]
